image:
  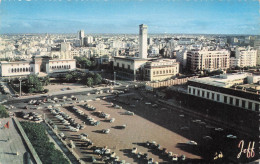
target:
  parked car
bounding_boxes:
[125,111,134,116]
[102,129,110,134]
[186,141,197,145]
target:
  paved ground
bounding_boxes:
[45,95,201,163]
[4,87,258,163]
[0,118,34,164]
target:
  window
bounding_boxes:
[248,102,252,110]
[255,104,259,111]
[202,91,205,97]
[217,94,220,101]
[197,90,200,96]
[207,92,210,99]
[128,65,130,69]
[117,63,119,67]
[166,70,168,73]
[169,70,171,73]
[153,71,155,75]
[193,88,195,95]
[224,96,227,103]
[242,100,246,108]
[229,97,233,105]
[160,71,162,74]
[122,64,125,69]
[235,99,239,106]
[189,88,191,94]
[212,93,215,100]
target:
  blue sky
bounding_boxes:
[0,0,259,34]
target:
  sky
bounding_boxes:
[0,0,259,34]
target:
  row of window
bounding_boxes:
[10,67,33,73]
[189,87,259,111]
[152,69,175,75]
[50,65,71,69]
[116,63,131,70]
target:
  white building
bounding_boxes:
[144,59,179,81]
[139,24,148,59]
[176,49,188,70]
[187,49,230,72]
[188,73,260,112]
[0,56,76,77]
[254,38,260,66]
[234,47,257,67]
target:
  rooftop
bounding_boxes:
[189,73,250,88]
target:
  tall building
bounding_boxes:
[78,30,85,46]
[139,24,148,59]
[233,47,257,67]
[254,37,260,66]
[187,49,230,72]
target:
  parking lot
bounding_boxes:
[41,92,202,163]
[6,87,258,163]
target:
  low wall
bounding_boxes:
[146,76,198,89]
[13,118,42,164]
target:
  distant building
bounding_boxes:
[188,73,260,112]
[233,47,257,67]
[144,59,179,81]
[78,30,85,46]
[139,24,148,59]
[176,49,188,71]
[0,56,76,77]
[187,49,230,72]
[254,37,260,66]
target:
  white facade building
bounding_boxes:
[234,47,257,67]
[187,49,230,72]
[188,73,260,112]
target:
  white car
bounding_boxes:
[59,133,65,138]
[187,141,197,145]
[125,111,134,116]
[171,154,178,161]
[227,134,237,139]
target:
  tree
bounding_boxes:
[93,73,102,85]
[42,76,50,86]
[65,73,73,82]
[0,105,9,118]
[86,77,94,86]
[23,75,44,93]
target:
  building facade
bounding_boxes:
[234,47,257,67]
[0,56,76,77]
[113,57,148,81]
[253,38,260,66]
[187,49,230,72]
[188,73,260,112]
[144,59,179,81]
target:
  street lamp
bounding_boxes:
[18,77,22,97]
[114,72,116,85]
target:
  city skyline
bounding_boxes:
[0,0,259,35]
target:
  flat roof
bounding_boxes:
[114,56,151,61]
[189,73,250,88]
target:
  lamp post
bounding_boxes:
[114,72,116,86]
[18,77,22,97]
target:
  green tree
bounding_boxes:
[42,76,50,86]
[86,77,94,86]
[23,75,44,93]
[65,73,73,82]
[0,105,9,118]
[93,73,102,85]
